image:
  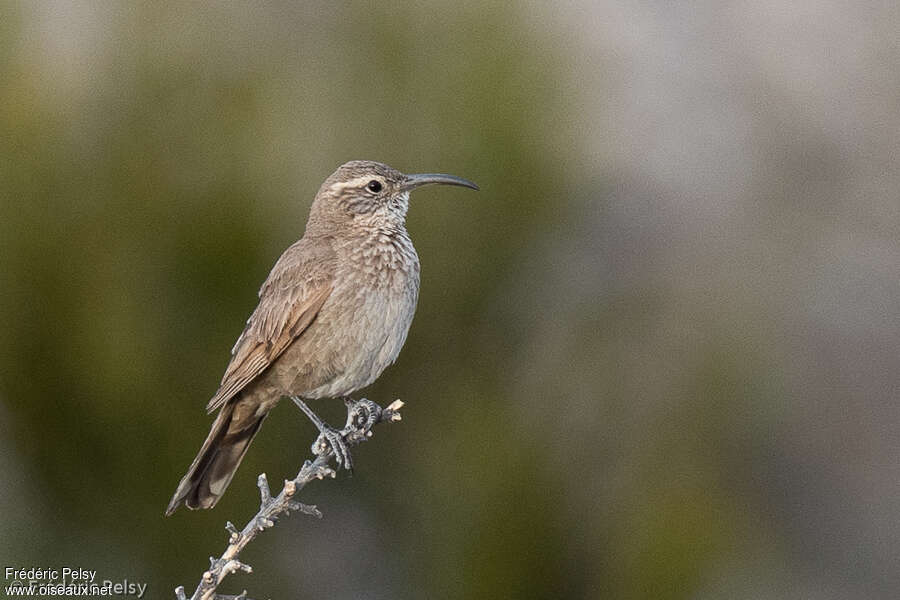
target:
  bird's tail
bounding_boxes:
[165,398,265,516]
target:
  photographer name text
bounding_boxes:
[4,567,147,598]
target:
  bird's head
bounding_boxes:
[307,160,478,234]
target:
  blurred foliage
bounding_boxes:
[2,2,899,600]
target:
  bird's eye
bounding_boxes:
[366,180,383,193]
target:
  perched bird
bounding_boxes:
[166,160,478,515]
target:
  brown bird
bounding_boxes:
[166,160,478,515]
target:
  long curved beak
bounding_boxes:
[400,173,479,192]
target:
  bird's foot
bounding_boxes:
[290,396,353,470]
[311,425,353,471]
[344,397,382,440]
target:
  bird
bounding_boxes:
[165,160,478,516]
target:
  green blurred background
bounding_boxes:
[2,2,899,599]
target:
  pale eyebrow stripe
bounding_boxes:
[331,176,380,192]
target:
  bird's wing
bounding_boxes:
[206,240,334,413]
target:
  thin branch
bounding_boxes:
[175,398,404,600]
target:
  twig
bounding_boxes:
[174,397,404,600]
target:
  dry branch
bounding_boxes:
[174,397,404,600]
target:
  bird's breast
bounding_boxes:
[341,229,419,289]
[283,231,420,399]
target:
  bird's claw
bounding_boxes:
[346,398,382,434]
[312,426,353,471]
[295,396,387,471]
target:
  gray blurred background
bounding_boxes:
[2,2,898,599]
